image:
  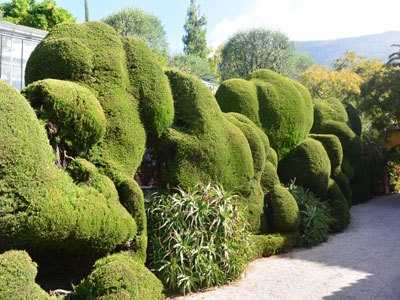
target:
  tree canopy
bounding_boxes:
[182,0,208,59]
[102,7,168,59]
[0,0,75,31]
[168,53,213,78]
[219,28,312,81]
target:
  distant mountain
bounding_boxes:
[294,31,400,67]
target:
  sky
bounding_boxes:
[2,0,400,53]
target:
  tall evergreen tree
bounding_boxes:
[182,0,208,59]
[84,0,89,22]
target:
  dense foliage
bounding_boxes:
[182,0,208,59]
[287,183,331,248]
[146,184,251,294]
[168,53,214,78]
[0,0,75,30]
[220,29,313,80]
[102,7,169,60]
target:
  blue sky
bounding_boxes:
[1,0,400,53]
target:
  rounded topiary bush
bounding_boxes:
[268,147,278,168]
[278,138,331,196]
[333,171,352,206]
[261,162,280,194]
[352,156,374,204]
[216,69,313,160]
[76,252,164,300]
[266,185,300,233]
[216,79,260,127]
[0,251,52,299]
[312,97,348,130]
[0,80,136,255]
[146,184,251,294]
[326,179,350,232]
[310,134,343,177]
[22,79,106,155]
[248,69,314,159]
[345,102,362,136]
[161,70,265,232]
[313,120,362,163]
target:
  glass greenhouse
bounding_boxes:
[0,21,47,91]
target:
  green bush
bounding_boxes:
[0,80,136,255]
[25,21,177,257]
[216,69,313,159]
[345,102,362,136]
[160,70,264,232]
[0,251,53,299]
[265,185,300,233]
[76,252,164,300]
[278,138,331,196]
[333,171,352,206]
[312,97,348,128]
[287,183,331,248]
[310,134,343,177]
[352,156,374,204]
[146,184,251,294]
[261,162,280,194]
[22,79,106,156]
[326,179,350,232]
[249,232,299,259]
[216,79,261,127]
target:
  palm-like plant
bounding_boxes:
[387,44,400,67]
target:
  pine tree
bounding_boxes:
[182,0,208,59]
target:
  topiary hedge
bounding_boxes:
[160,70,265,232]
[216,69,313,159]
[326,179,350,232]
[345,102,362,136]
[310,134,343,177]
[278,138,331,196]
[0,251,53,299]
[23,21,175,258]
[0,79,136,255]
[76,252,164,300]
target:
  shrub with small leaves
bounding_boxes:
[287,182,332,248]
[146,183,251,294]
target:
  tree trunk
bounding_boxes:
[84,0,89,22]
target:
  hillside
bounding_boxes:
[294,31,400,67]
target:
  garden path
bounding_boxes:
[174,194,400,300]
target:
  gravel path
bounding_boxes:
[174,194,400,300]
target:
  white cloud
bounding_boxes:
[210,0,400,48]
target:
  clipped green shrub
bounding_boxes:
[0,251,53,300]
[313,120,362,163]
[216,79,261,127]
[146,184,251,294]
[287,183,331,248]
[25,21,177,256]
[249,232,299,259]
[345,102,362,136]
[76,252,164,300]
[22,79,106,156]
[216,69,313,159]
[261,162,280,194]
[122,36,174,137]
[265,185,300,233]
[326,179,350,232]
[268,147,278,168]
[0,80,136,255]
[278,138,331,196]
[342,158,355,180]
[352,156,374,204]
[161,70,264,232]
[333,171,352,206]
[312,97,348,129]
[310,134,343,177]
